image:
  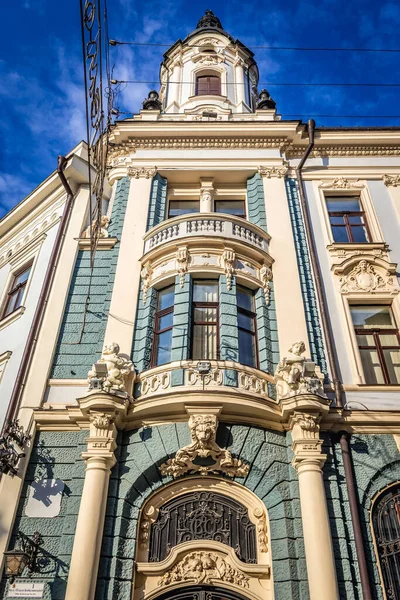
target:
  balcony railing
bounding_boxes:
[143,213,270,255]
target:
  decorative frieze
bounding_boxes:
[159,551,249,587]
[186,367,223,387]
[127,166,157,179]
[141,372,170,396]
[239,371,268,395]
[319,177,363,189]
[383,174,400,187]
[338,259,398,295]
[258,165,288,178]
[286,145,400,158]
[160,414,250,478]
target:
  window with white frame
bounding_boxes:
[1,263,32,320]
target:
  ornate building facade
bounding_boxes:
[1,10,400,600]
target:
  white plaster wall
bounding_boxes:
[0,220,60,427]
[368,180,400,265]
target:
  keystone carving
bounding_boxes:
[383,174,400,187]
[260,265,273,304]
[275,342,325,400]
[81,215,110,239]
[141,261,153,303]
[176,247,190,288]
[339,259,398,294]
[160,414,249,478]
[127,166,157,179]
[88,343,135,395]
[159,551,249,587]
[221,249,236,290]
[258,165,288,178]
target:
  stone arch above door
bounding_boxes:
[153,584,251,600]
[134,477,272,600]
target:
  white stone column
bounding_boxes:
[235,58,245,105]
[260,168,310,356]
[103,170,154,355]
[65,409,118,600]
[200,178,214,213]
[291,412,339,600]
[167,59,182,109]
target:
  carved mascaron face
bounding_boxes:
[190,415,217,445]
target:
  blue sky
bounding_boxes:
[1,0,399,217]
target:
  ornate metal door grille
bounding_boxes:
[149,491,257,563]
[372,484,400,599]
[154,584,249,600]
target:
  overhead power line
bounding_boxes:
[109,40,400,53]
[110,79,400,88]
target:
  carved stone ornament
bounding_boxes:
[87,342,135,395]
[258,165,288,178]
[320,177,363,189]
[141,261,153,303]
[81,215,110,239]
[160,414,250,478]
[290,412,325,469]
[260,265,273,303]
[89,412,113,430]
[383,174,400,187]
[222,249,236,290]
[275,342,325,400]
[127,166,157,179]
[176,247,190,288]
[200,186,214,212]
[339,259,398,294]
[253,507,268,553]
[159,551,249,588]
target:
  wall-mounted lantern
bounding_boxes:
[3,532,42,582]
[0,420,31,476]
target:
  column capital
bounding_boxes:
[128,166,157,179]
[289,411,326,471]
[258,164,289,178]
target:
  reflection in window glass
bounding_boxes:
[237,286,257,368]
[152,285,175,367]
[168,201,200,218]
[215,201,246,218]
[192,280,219,360]
[326,195,371,243]
[2,264,32,319]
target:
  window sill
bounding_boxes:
[343,384,400,392]
[78,237,118,250]
[327,242,388,254]
[0,306,26,330]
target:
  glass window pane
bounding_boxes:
[360,349,385,384]
[194,307,217,323]
[348,215,363,224]
[192,325,217,359]
[156,330,173,366]
[14,267,30,287]
[158,312,174,330]
[168,201,200,217]
[237,287,253,312]
[351,226,369,243]
[3,292,19,317]
[239,329,256,367]
[356,334,375,347]
[238,312,254,331]
[157,286,174,311]
[383,350,400,384]
[379,334,400,346]
[351,306,395,328]
[330,216,344,225]
[332,226,350,243]
[193,281,218,302]
[326,196,361,212]
[215,201,246,217]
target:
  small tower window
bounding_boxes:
[196,74,221,96]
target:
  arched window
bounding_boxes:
[196,74,221,96]
[372,482,400,599]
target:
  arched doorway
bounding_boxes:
[154,584,250,600]
[372,482,400,600]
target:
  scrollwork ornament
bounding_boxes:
[89,412,112,430]
[128,166,157,179]
[176,247,190,288]
[260,265,273,303]
[258,165,288,178]
[141,261,153,303]
[222,249,236,291]
[383,174,400,187]
[253,507,268,552]
[339,259,397,294]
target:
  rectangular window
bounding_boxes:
[215,200,246,218]
[326,196,371,243]
[237,286,258,368]
[192,280,219,360]
[168,200,200,218]
[152,285,175,367]
[1,264,31,319]
[196,75,221,96]
[351,305,400,385]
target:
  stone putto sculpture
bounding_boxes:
[160,414,249,478]
[88,342,135,395]
[274,341,325,399]
[81,215,110,239]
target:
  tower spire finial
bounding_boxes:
[196,9,223,30]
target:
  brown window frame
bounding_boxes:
[195,75,221,96]
[237,286,259,368]
[191,281,220,361]
[355,326,400,385]
[1,264,32,320]
[326,195,372,243]
[151,286,174,368]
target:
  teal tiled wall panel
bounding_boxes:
[146,173,168,231]
[171,274,192,362]
[131,284,157,374]
[97,425,308,600]
[285,178,327,374]
[0,430,88,600]
[51,177,131,379]
[247,172,267,231]
[255,286,279,395]
[219,275,239,362]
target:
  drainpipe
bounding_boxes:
[295,120,373,600]
[2,156,76,433]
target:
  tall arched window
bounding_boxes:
[372,482,400,599]
[196,74,221,96]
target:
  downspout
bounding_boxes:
[2,156,76,433]
[296,120,373,600]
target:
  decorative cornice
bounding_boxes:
[383,174,400,187]
[258,165,289,178]
[319,177,364,189]
[286,145,400,158]
[127,166,157,179]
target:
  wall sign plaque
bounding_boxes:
[8,582,45,598]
